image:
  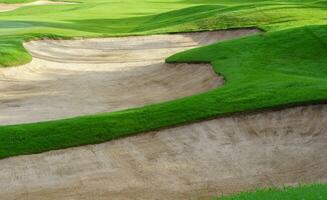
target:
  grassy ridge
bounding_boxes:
[0,25,326,158]
[215,184,327,200]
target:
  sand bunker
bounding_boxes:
[0,27,325,199]
[0,0,72,12]
[0,29,259,125]
[0,104,326,199]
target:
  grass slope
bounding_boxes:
[215,184,327,200]
[0,25,326,158]
[0,0,326,66]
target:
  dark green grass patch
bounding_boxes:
[0,25,326,158]
[214,184,327,200]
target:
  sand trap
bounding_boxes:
[0,29,259,125]
[0,0,72,12]
[0,27,324,199]
[0,104,326,199]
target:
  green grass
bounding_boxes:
[214,184,327,200]
[0,25,326,158]
[0,1,326,199]
[0,0,34,3]
[0,0,326,66]
[0,0,326,158]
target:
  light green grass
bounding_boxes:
[0,0,34,3]
[214,184,327,200]
[0,25,326,158]
[0,0,326,66]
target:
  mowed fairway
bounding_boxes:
[0,1,72,13]
[0,0,326,199]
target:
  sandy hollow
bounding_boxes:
[0,0,73,12]
[0,28,325,199]
[0,104,326,199]
[0,28,259,125]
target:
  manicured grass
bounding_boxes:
[0,25,326,158]
[1,2,326,199]
[0,0,326,158]
[0,0,34,3]
[214,184,327,200]
[0,0,326,66]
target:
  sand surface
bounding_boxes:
[0,0,325,198]
[0,29,259,125]
[0,0,71,12]
[0,104,326,199]
[0,28,325,199]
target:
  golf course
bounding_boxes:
[0,0,326,199]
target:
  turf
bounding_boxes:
[0,0,34,3]
[0,0,326,158]
[214,184,327,200]
[0,0,326,66]
[0,1,326,199]
[0,25,326,158]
